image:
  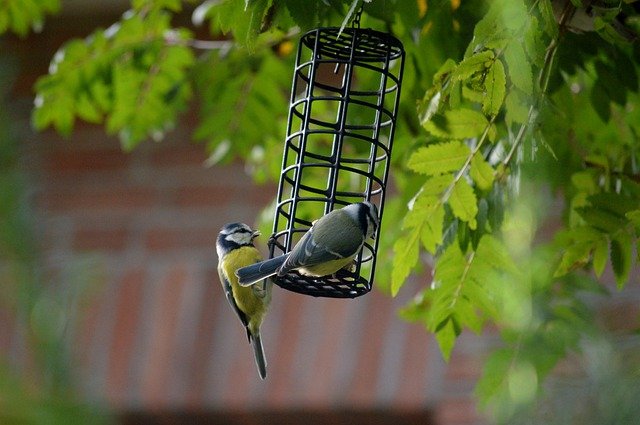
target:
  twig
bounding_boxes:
[501,0,575,168]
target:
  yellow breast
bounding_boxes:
[221,246,270,332]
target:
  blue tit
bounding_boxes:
[236,201,379,286]
[216,222,272,379]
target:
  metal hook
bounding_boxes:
[352,1,364,29]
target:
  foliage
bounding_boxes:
[0,0,59,37]
[4,0,639,422]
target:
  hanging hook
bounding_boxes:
[352,1,364,29]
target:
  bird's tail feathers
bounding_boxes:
[236,256,286,286]
[251,332,267,380]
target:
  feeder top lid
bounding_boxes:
[302,27,404,62]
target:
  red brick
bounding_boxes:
[150,144,210,167]
[184,274,220,408]
[306,299,351,406]
[347,291,394,407]
[266,292,313,408]
[43,148,130,175]
[39,186,157,212]
[144,227,218,251]
[434,397,488,425]
[106,268,147,404]
[444,352,485,382]
[70,274,110,375]
[140,263,190,407]
[72,225,129,251]
[172,185,234,208]
[598,301,640,332]
[396,323,431,409]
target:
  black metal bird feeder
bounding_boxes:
[268,21,405,298]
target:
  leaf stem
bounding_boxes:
[442,113,498,203]
[501,0,575,169]
[449,250,476,309]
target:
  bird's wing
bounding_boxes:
[218,268,249,329]
[281,219,364,272]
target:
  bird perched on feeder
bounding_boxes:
[216,222,271,379]
[236,201,379,286]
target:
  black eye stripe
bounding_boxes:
[221,225,252,235]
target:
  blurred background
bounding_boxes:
[1,1,640,425]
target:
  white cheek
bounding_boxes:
[226,233,251,245]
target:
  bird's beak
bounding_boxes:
[252,230,261,239]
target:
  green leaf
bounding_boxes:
[590,79,611,122]
[449,178,478,229]
[554,226,602,277]
[401,175,452,255]
[0,0,60,37]
[571,170,598,194]
[504,42,533,95]
[418,90,442,126]
[476,348,513,405]
[575,206,627,234]
[453,50,495,81]
[407,141,470,176]
[611,232,633,289]
[427,234,517,360]
[554,242,593,277]
[594,60,627,106]
[424,108,489,139]
[462,86,484,103]
[627,209,640,232]
[391,230,420,296]
[588,192,638,219]
[32,9,194,147]
[483,59,506,117]
[194,49,290,163]
[420,203,446,253]
[592,236,608,278]
[432,58,458,85]
[434,317,460,361]
[504,89,530,125]
[133,0,181,12]
[470,153,495,191]
[241,0,271,50]
[594,17,634,45]
[524,16,544,67]
[476,235,519,275]
[538,0,558,38]
[76,92,103,123]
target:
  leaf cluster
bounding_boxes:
[32,1,194,150]
[0,0,59,37]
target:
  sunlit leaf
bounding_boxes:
[592,236,608,278]
[504,89,531,125]
[453,50,495,81]
[449,178,478,229]
[391,230,420,296]
[407,141,470,176]
[483,59,506,117]
[434,317,459,361]
[424,108,489,139]
[504,42,533,95]
[470,153,495,191]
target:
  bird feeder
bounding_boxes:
[268,21,404,298]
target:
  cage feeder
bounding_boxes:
[268,24,405,298]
